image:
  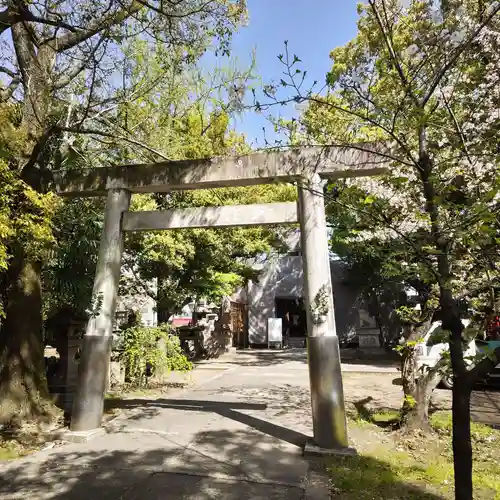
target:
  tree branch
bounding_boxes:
[255,93,419,168]
[368,0,420,107]
[295,179,442,282]
[421,2,500,106]
[440,89,474,167]
[135,0,217,19]
[56,124,172,161]
[52,36,106,89]
[121,257,159,302]
[0,7,17,37]
[51,1,142,52]
[0,65,18,79]
[0,2,81,36]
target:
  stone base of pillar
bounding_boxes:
[70,335,113,432]
[307,335,349,449]
[303,439,357,457]
[61,427,106,444]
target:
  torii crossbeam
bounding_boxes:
[59,146,387,454]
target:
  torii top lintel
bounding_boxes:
[53,146,388,197]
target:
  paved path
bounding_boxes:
[0,349,333,500]
[1,349,497,499]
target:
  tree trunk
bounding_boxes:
[400,346,424,428]
[400,347,441,430]
[401,345,417,409]
[0,250,54,425]
[451,376,473,500]
[0,20,58,426]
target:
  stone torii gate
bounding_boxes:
[54,146,387,453]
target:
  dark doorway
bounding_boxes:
[275,297,307,346]
[230,301,248,348]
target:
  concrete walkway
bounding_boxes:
[0,349,339,500]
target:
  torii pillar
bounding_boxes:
[298,174,352,453]
[70,189,131,431]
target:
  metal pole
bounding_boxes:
[298,174,349,450]
[70,188,131,431]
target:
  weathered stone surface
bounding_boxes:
[53,146,388,197]
[122,202,298,232]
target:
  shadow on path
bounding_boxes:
[107,398,309,448]
[0,437,446,499]
[0,393,447,499]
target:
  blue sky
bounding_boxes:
[205,0,360,146]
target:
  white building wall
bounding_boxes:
[247,256,304,345]
[247,256,365,345]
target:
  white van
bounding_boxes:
[414,320,476,389]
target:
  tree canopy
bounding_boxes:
[0,0,250,423]
[257,1,500,498]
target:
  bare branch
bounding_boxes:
[52,36,106,89]
[57,124,172,161]
[135,0,217,19]
[0,7,17,37]
[1,2,79,36]
[440,89,474,167]
[0,65,18,79]
[51,1,142,52]
[259,94,419,168]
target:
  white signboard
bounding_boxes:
[267,318,283,348]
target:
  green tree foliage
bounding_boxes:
[124,183,296,320]
[90,40,298,319]
[44,37,297,324]
[0,0,248,423]
[259,2,500,498]
[0,106,58,317]
[118,323,192,387]
[43,199,105,319]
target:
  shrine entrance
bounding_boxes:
[275,297,307,347]
[53,146,386,452]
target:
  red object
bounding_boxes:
[486,315,500,340]
[170,317,191,327]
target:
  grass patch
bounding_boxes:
[0,441,27,461]
[429,410,500,496]
[350,398,401,428]
[327,452,448,499]
[371,409,401,427]
[0,436,43,462]
[335,411,500,499]
[430,411,497,440]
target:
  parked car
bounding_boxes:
[414,320,476,389]
[414,320,500,389]
[475,338,500,385]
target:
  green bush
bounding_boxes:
[117,324,192,386]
